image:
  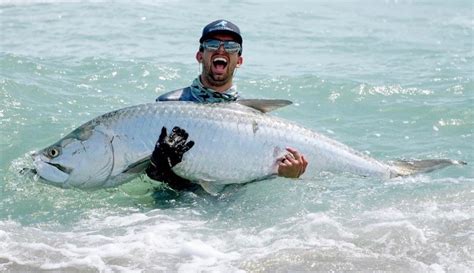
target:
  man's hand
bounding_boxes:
[277,147,308,178]
[150,126,194,169]
[146,126,195,190]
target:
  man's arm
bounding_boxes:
[145,126,197,191]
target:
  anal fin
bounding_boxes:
[198,180,225,195]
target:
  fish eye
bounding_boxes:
[47,147,61,158]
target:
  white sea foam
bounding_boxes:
[1,188,472,272]
[0,208,246,271]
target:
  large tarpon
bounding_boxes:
[31,100,464,192]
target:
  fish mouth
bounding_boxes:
[45,161,73,174]
[32,155,71,185]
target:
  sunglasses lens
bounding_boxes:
[203,40,221,50]
[224,41,241,53]
[203,39,241,53]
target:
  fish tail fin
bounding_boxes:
[389,159,467,177]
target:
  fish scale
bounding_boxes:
[32,101,463,190]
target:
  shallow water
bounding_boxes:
[1,0,473,272]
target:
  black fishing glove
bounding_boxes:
[146,126,196,191]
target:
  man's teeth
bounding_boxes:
[213,57,227,64]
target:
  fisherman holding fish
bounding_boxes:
[147,20,309,190]
[30,18,462,190]
[30,23,463,191]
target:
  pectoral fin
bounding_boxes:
[123,157,151,174]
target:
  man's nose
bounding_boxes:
[216,44,225,53]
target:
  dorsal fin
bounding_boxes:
[237,99,293,113]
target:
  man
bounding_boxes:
[146,19,308,191]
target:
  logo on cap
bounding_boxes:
[215,21,228,28]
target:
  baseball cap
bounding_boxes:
[199,19,243,45]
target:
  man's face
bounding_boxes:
[197,33,243,88]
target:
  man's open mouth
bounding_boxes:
[212,57,228,74]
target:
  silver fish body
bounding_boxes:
[32,101,462,190]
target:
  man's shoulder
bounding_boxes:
[156,87,195,102]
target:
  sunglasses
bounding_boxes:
[201,39,241,54]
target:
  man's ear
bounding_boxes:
[236,56,243,68]
[196,51,203,63]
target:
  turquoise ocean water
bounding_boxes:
[1,0,473,272]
